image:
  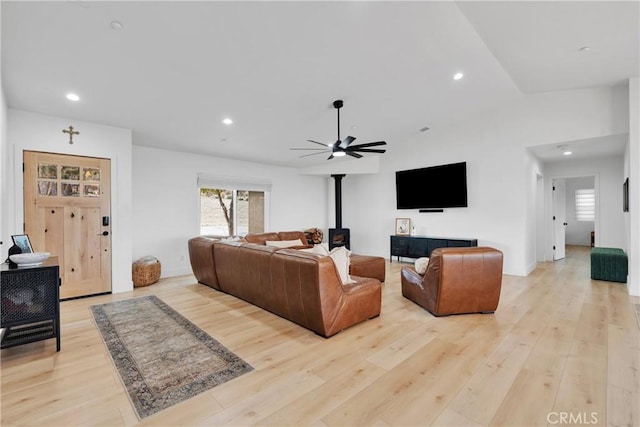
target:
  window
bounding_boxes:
[575,188,595,221]
[197,174,270,237]
[200,189,265,236]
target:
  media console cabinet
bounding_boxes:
[390,235,478,262]
[1,257,61,351]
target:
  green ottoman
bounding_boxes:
[590,247,628,283]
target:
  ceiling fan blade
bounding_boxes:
[290,148,329,151]
[351,148,386,154]
[307,140,331,148]
[299,151,331,158]
[346,151,363,159]
[327,153,334,160]
[339,136,356,149]
[347,141,387,149]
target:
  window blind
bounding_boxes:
[575,188,595,221]
[196,173,272,192]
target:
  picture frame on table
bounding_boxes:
[395,218,411,236]
[11,234,33,254]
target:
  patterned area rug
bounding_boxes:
[90,295,253,419]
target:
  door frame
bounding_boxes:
[10,146,125,292]
[552,178,567,260]
[544,172,600,262]
[23,150,112,299]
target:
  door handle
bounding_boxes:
[99,231,109,236]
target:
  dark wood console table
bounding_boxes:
[1,257,61,351]
[390,235,478,262]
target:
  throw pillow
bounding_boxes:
[265,239,304,248]
[415,257,429,275]
[329,246,355,284]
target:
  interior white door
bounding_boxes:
[553,178,567,260]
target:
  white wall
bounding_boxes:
[0,85,7,257]
[535,171,546,262]
[526,151,545,272]
[341,86,628,276]
[6,110,134,293]
[0,4,7,256]
[627,78,639,296]
[624,138,631,260]
[132,146,328,277]
[565,176,595,246]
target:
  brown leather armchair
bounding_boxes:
[401,247,503,316]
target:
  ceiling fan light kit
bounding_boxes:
[291,100,387,160]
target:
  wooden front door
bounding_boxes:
[23,151,111,299]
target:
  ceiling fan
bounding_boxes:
[291,100,387,160]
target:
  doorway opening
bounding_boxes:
[552,175,597,261]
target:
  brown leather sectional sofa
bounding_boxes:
[188,233,383,337]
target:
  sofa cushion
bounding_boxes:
[278,231,309,243]
[266,239,304,248]
[245,231,312,249]
[244,232,280,245]
[349,254,386,282]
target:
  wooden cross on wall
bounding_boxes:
[62,126,79,144]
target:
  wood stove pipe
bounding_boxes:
[331,174,345,229]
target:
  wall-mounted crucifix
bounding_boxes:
[62,125,79,144]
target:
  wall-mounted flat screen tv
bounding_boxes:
[396,161,468,209]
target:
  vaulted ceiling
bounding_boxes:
[2,1,638,167]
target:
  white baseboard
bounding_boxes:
[161,267,193,278]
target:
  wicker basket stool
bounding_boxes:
[132,256,161,287]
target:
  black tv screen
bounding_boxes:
[396,162,468,209]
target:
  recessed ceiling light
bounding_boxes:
[66,93,80,101]
[453,72,464,80]
[563,151,573,156]
[579,46,590,52]
[222,118,233,125]
[110,21,123,31]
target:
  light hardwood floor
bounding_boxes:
[1,246,638,426]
